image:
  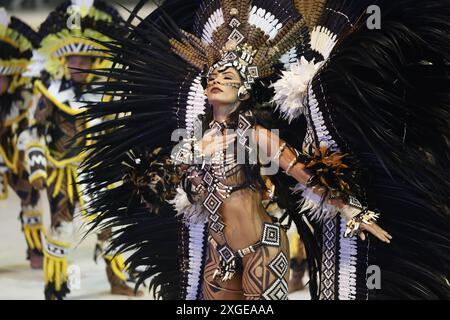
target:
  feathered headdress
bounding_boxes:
[36,0,123,80]
[0,7,40,93]
[169,0,310,93]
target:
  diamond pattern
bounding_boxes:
[268,252,288,278]
[261,223,280,247]
[203,192,222,215]
[22,216,42,225]
[239,136,247,147]
[223,51,238,62]
[237,114,251,137]
[174,148,191,164]
[247,66,259,78]
[319,218,337,300]
[210,221,225,233]
[348,196,363,209]
[228,29,245,45]
[218,245,235,263]
[46,243,68,258]
[209,213,220,223]
[203,171,214,186]
[210,121,223,132]
[262,279,288,300]
[229,18,241,28]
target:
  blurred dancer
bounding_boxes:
[24,0,141,299]
[0,7,43,269]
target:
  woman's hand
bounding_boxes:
[359,221,392,243]
[197,127,236,158]
[337,202,392,243]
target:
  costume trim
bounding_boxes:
[185,222,208,300]
[22,206,44,251]
[2,107,29,127]
[34,80,85,116]
[0,143,19,173]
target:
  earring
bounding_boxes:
[237,85,248,101]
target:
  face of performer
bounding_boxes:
[67,55,93,83]
[0,76,10,95]
[207,67,246,108]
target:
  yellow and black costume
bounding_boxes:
[24,0,138,300]
[0,7,44,269]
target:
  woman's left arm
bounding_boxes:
[254,125,392,243]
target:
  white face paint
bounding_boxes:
[206,67,242,108]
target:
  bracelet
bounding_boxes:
[348,195,363,210]
[285,158,298,176]
[344,208,380,238]
[274,142,287,160]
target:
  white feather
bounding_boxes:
[292,182,338,223]
[271,57,324,123]
[307,86,338,151]
[310,26,338,60]
[185,74,207,135]
[249,6,282,40]
[201,9,224,44]
[50,220,75,243]
[169,187,208,224]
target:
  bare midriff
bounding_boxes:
[208,166,271,250]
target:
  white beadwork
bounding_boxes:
[307,86,338,151]
[185,222,207,300]
[338,218,358,300]
[185,74,207,135]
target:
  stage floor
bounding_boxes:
[0,189,310,300]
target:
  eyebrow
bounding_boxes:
[209,73,234,78]
[209,70,237,78]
